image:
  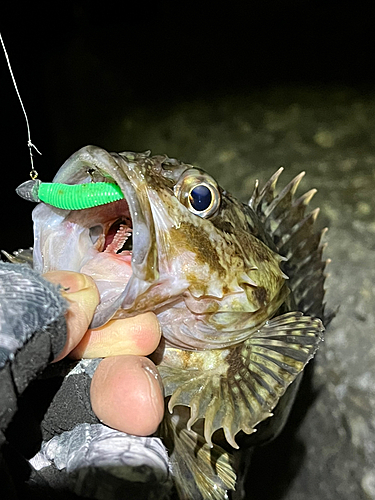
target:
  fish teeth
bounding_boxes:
[104,224,132,254]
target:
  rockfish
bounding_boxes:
[23,146,328,499]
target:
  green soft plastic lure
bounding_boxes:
[16,179,124,210]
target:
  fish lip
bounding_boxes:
[53,146,151,275]
[53,145,155,327]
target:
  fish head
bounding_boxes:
[33,146,287,349]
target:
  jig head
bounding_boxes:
[16,179,124,210]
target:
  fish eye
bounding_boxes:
[174,169,220,218]
[189,184,213,212]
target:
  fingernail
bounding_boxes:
[140,359,164,427]
[44,271,94,294]
[141,358,164,395]
[64,273,94,293]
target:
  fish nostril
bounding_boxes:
[89,225,103,244]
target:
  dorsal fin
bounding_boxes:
[249,170,330,323]
[1,248,34,266]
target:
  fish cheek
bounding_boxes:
[252,286,268,307]
[250,238,272,263]
[168,222,225,276]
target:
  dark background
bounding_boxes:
[0,1,374,250]
[1,3,375,500]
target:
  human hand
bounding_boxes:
[43,271,164,436]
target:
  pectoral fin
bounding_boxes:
[160,312,323,449]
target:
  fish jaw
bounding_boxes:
[32,147,162,327]
[51,146,157,282]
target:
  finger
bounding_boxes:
[90,355,164,436]
[43,271,100,361]
[70,312,161,359]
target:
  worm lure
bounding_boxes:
[2,35,125,212]
[16,179,124,210]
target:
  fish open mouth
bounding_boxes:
[32,146,157,329]
[89,213,133,255]
[77,192,154,328]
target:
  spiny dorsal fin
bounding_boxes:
[1,248,33,266]
[160,312,324,450]
[249,170,330,322]
[161,408,236,500]
[249,167,284,215]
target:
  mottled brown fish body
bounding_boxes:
[27,147,328,500]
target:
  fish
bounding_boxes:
[13,145,329,499]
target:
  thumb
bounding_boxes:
[43,271,100,361]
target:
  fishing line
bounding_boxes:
[1,32,124,210]
[0,31,41,180]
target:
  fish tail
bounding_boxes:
[161,406,236,500]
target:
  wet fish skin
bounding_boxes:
[26,146,328,500]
